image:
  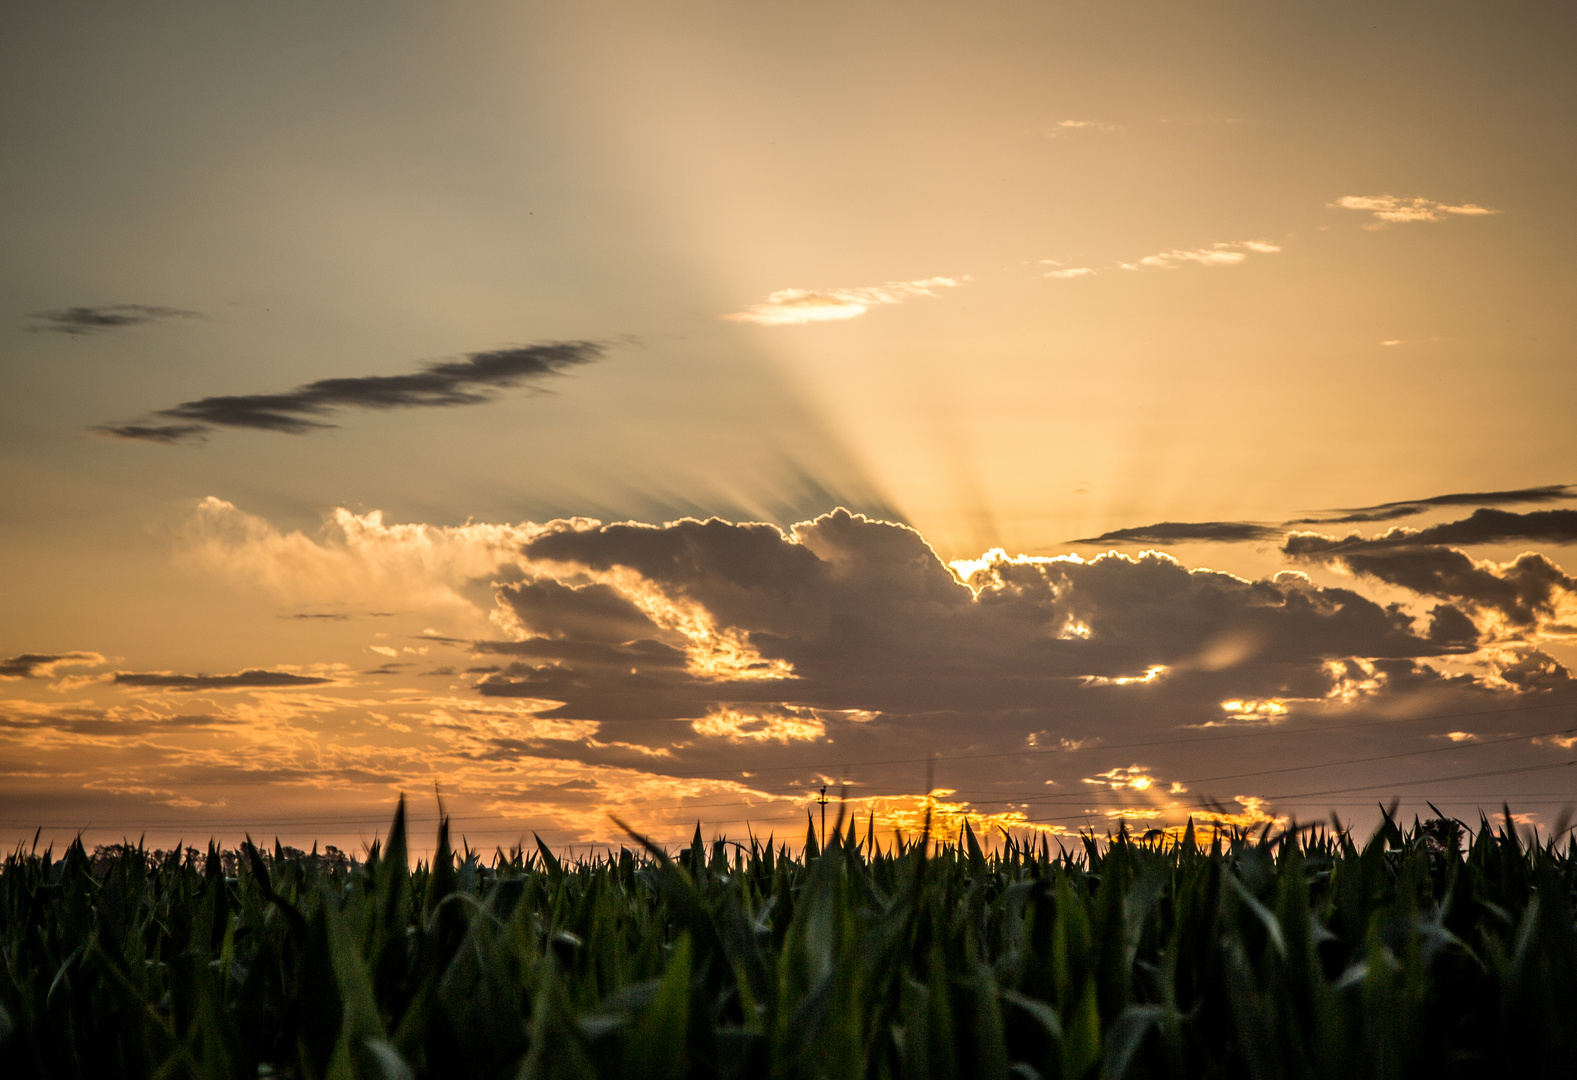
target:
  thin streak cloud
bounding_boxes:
[112,669,337,691]
[1122,240,1280,270]
[1331,194,1500,228]
[0,652,106,680]
[94,341,603,444]
[720,277,960,326]
[1080,486,1577,545]
[27,304,200,335]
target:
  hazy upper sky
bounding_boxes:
[3,2,1574,851]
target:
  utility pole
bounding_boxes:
[818,785,828,850]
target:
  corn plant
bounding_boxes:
[1,801,1574,1079]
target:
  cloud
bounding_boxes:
[1083,488,1577,546]
[1043,265,1096,280]
[1123,240,1280,270]
[1047,120,1118,137]
[1286,536,1576,631]
[1294,485,1576,526]
[180,497,556,620]
[1331,194,1500,228]
[720,278,960,326]
[1073,521,1279,545]
[0,652,105,680]
[15,503,1577,846]
[112,669,337,691]
[27,305,200,335]
[95,341,601,443]
[473,510,1471,737]
[1289,508,1577,550]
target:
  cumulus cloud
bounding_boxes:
[1042,264,1096,280]
[12,503,1577,846]
[1123,240,1280,271]
[1285,536,1577,632]
[720,278,960,326]
[1331,194,1500,228]
[0,652,105,680]
[473,511,1472,739]
[27,304,200,335]
[373,507,1577,841]
[112,669,337,691]
[95,341,601,443]
[181,496,556,618]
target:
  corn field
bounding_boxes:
[2,801,1575,1079]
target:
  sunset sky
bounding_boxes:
[3,2,1574,853]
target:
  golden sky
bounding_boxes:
[2,2,1575,853]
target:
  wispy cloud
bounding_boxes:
[1331,194,1500,228]
[1123,240,1280,270]
[94,341,601,444]
[27,304,200,335]
[1075,521,1278,545]
[721,277,960,326]
[1046,119,1118,137]
[1296,485,1576,526]
[0,652,105,680]
[112,669,337,691]
[1041,262,1096,280]
[1080,485,1577,545]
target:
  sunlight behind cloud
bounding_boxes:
[721,277,960,326]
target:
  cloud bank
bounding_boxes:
[8,499,1577,845]
[96,341,602,444]
[721,278,960,326]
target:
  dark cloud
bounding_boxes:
[1296,484,1575,525]
[0,705,235,737]
[436,509,1577,819]
[1080,488,1576,546]
[1395,508,1577,546]
[477,511,1477,728]
[1286,538,1575,628]
[362,663,410,675]
[28,304,200,335]
[498,578,666,643]
[92,423,212,445]
[0,652,104,679]
[95,341,602,444]
[112,669,335,691]
[282,613,352,621]
[1287,509,1577,551]
[1073,521,1279,544]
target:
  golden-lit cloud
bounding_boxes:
[182,497,566,619]
[1331,194,1500,228]
[691,706,824,743]
[1121,240,1281,270]
[720,277,960,326]
[1042,264,1096,279]
[1218,698,1289,723]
